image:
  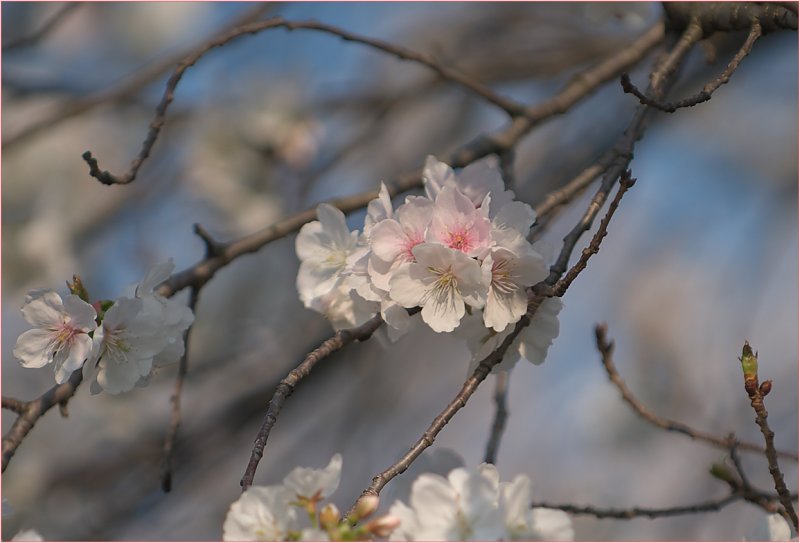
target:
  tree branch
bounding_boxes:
[483,370,509,465]
[160,286,200,493]
[594,325,797,461]
[240,313,386,490]
[621,21,762,113]
[2,2,82,52]
[530,495,741,519]
[2,369,83,472]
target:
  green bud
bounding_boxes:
[740,341,758,377]
[66,274,90,303]
[709,462,733,482]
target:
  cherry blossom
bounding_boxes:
[481,247,547,332]
[427,186,492,258]
[500,475,574,540]
[223,485,299,541]
[296,204,360,306]
[283,453,342,502]
[389,243,485,333]
[13,289,97,384]
[423,155,514,218]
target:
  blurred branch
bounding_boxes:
[621,21,762,113]
[2,3,276,150]
[160,286,200,493]
[483,370,509,465]
[81,16,528,186]
[594,325,798,461]
[2,369,83,472]
[1,397,27,415]
[663,2,797,34]
[1,2,82,52]
[158,22,665,299]
[739,342,799,530]
[240,313,386,490]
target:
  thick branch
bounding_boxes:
[240,313,385,490]
[663,2,797,35]
[594,325,797,461]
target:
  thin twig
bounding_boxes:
[593,325,798,461]
[160,286,200,493]
[82,16,527,186]
[349,297,546,515]
[740,342,799,530]
[2,3,82,52]
[483,371,509,465]
[2,369,83,472]
[530,495,741,519]
[551,171,636,297]
[621,21,762,113]
[240,313,385,490]
[3,3,276,150]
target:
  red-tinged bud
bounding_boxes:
[366,515,401,538]
[744,377,758,396]
[353,495,379,520]
[319,503,340,530]
[759,380,772,397]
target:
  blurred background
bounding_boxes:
[2,2,797,540]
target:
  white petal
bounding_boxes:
[21,290,64,327]
[62,295,97,331]
[388,264,427,308]
[283,453,342,499]
[136,259,175,296]
[493,201,536,236]
[317,203,352,249]
[529,508,574,541]
[370,219,407,263]
[296,221,326,261]
[13,329,54,368]
[421,292,464,333]
[422,155,455,200]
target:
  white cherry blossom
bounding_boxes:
[296,204,360,305]
[11,529,43,542]
[423,155,514,218]
[481,247,547,332]
[517,297,563,366]
[283,453,342,501]
[223,485,299,541]
[13,289,97,384]
[500,475,574,541]
[84,297,171,395]
[389,243,485,333]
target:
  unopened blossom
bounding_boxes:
[13,289,96,384]
[517,297,563,366]
[283,453,342,502]
[296,204,360,305]
[500,475,574,541]
[481,247,547,332]
[389,243,485,333]
[427,186,492,258]
[223,485,298,541]
[389,464,505,541]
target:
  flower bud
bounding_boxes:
[759,380,773,397]
[740,341,758,377]
[353,495,379,520]
[366,515,400,538]
[319,503,340,530]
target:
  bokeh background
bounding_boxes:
[2,2,797,540]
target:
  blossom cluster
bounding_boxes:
[389,463,574,541]
[223,454,397,541]
[223,452,574,542]
[13,260,194,395]
[296,155,562,369]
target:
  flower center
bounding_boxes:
[47,324,78,360]
[102,327,131,363]
[446,229,473,253]
[491,257,518,295]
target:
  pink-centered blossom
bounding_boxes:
[389,243,485,333]
[13,289,97,384]
[423,155,515,218]
[427,187,492,258]
[369,196,433,291]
